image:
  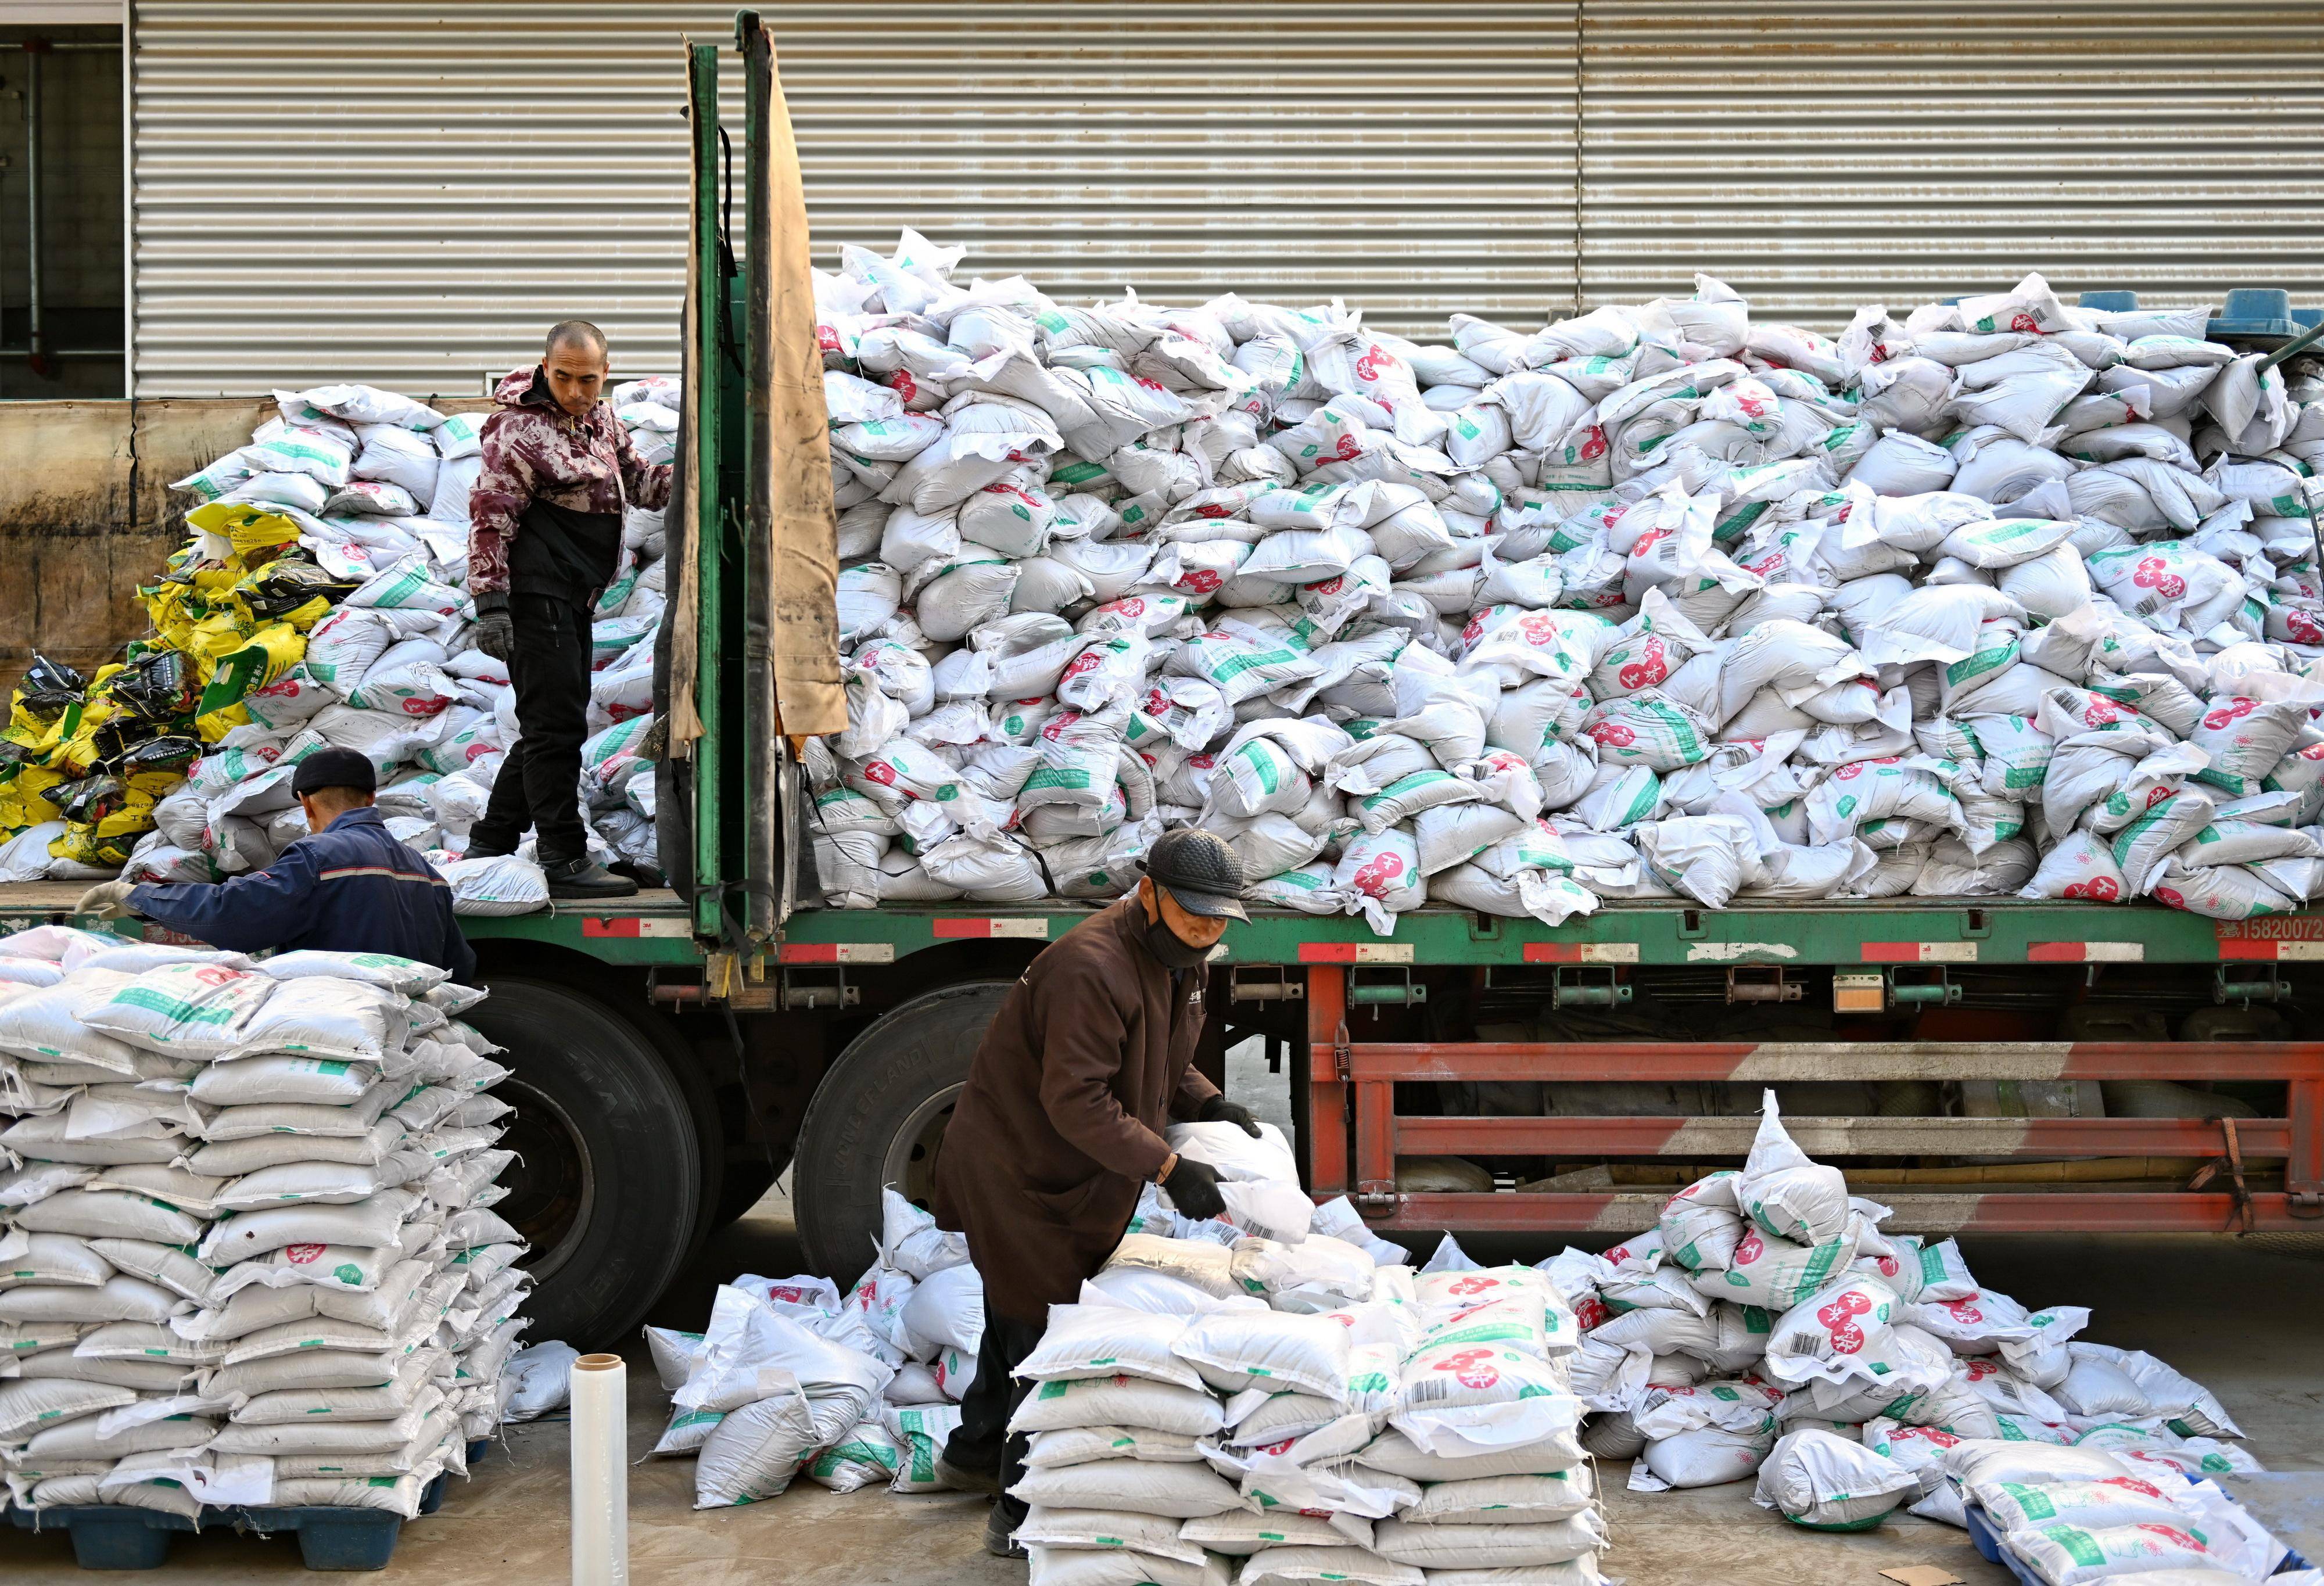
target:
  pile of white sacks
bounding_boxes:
[639,1193,988,1508]
[0,926,526,1519]
[1546,1089,2262,1558]
[810,234,2324,927]
[16,378,677,908]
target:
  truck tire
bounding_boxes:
[792,979,1013,1287]
[466,977,704,1350]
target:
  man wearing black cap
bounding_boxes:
[73,747,476,981]
[927,827,1262,1558]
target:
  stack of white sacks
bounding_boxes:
[0,925,526,1519]
[1540,1088,2263,1554]
[1000,1122,1606,1586]
[13,378,679,908]
[810,232,2324,927]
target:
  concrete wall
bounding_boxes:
[0,396,494,699]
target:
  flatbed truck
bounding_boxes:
[5,17,2316,1346]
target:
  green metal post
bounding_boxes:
[685,41,726,941]
[739,12,778,948]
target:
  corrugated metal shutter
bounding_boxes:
[130,2,1578,396]
[779,3,1577,342]
[1577,2,2324,328]
[130,2,741,397]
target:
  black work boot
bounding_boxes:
[982,1504,1027,1560]
[543,856,639,899]
[934,1454,1003,1497]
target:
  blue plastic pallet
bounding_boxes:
[4,1474,445,1571]
[1966,1497,2312,1582]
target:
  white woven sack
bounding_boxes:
[1015,1305,1202,1390]
[1171,1308,1351,1398]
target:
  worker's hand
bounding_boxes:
[474,609,516,665]
[1197,1096,1263,1139]
[1161,1155,1226,1222]
[75,881,137,921]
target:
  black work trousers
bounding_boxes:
[944,1305,1043,1526]
[469,593,594,868]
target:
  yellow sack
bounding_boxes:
[94,787,157,841]
[187,501,303,558]
[49,819,143,870]
[187,607,259,666]
[48,704,115,778]
[199,620,306,715]
[0,765,68,827]
[278,595,335,633]
[1,703,78,764]
[194,703,253,743]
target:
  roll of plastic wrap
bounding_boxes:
[571,1352,628,1586]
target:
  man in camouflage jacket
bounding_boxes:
[465,320,670,899]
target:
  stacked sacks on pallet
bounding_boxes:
[995,1121,1611,1585]
[1550,1091,2259,1528]
[0,378,676,910]
[0,927,526,1519]
[808,236,2324,927]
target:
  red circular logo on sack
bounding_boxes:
[1433,1347,1500,1391]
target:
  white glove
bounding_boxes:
[75,881,137,921]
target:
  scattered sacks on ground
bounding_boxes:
[1543,1087,2268,1571]
[642,1193,980,1507]
[808,235,2324,928]
[0,379,675,912]
[0,926,527,1519]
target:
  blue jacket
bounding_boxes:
[130,806,477,982]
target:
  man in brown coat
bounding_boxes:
[931,828,1263,1557]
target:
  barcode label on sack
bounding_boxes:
[1403,1378,1460,1404]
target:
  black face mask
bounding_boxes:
[1142,916,1212,970]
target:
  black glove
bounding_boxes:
[1197,1095,1263,1138]
[474,609,516,665]
[1161,1155,1226,1222]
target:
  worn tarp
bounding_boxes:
[751,19,847,740]
[664,38,707,752]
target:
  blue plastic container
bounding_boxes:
[2076,290,2140,313]
[2211,287,2303,341]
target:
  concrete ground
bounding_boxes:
[12,1042,2324,1583]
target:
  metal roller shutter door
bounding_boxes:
[130,2,741,397]
[1577,1,2324,327]
[129,2,1578,397]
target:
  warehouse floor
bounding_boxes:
[12,1035,2324,1583]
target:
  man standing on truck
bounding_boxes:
[73,747,477,981]
[462,320,669,900]
[930,828,1263,1558]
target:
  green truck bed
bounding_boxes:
[6,881,2311,970]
